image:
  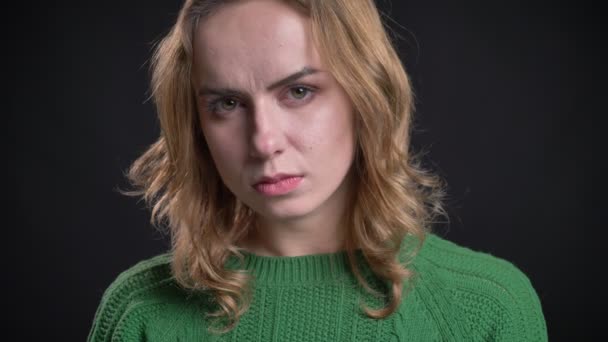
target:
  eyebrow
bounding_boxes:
[197,66,320,97]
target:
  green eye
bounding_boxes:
[220,98,238,110]
[290,87,308,99]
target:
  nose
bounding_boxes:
[248,101,285,160]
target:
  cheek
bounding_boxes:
[301,95,355,155]
[201,125,246,177]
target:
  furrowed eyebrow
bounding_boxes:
[197,66,319,97]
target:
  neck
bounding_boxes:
[243,212,347,257]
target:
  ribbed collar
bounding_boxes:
[224,233,425,286]
[225,249,366,285]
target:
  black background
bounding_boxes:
[10,0,603,340]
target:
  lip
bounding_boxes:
[253,174,303,196]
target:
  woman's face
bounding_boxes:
[192,0,356,223]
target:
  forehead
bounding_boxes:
[192,0,322,86]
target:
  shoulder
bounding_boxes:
[415,233,537,289]
[405,233,548,341]
[87,253,209,342]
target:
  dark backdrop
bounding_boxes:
[10,0,602,340]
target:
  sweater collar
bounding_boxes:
[224,233,426,286]
[225,248,362,285]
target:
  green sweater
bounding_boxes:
[88,234,547,341]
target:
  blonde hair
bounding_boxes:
[125,0,445,333]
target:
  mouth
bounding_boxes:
[253,174,303,196]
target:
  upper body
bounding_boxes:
[94,1,548,341]
[87,233,547,341]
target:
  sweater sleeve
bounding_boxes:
[87,254,175,342]
[491,261,548,342]
[412,234,548,341]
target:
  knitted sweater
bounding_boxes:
[87,234,547,341]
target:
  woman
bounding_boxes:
[88,0,547,340]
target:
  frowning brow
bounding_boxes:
[197,66,320,97]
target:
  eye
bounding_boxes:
[207,97,241,115]
[289,86,310,99]
[284,85,316,105]
[218,98,238,110]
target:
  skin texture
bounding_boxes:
[192,0,356,256]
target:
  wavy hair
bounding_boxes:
[124,0,445,333]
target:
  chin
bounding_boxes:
[250,196,319,222]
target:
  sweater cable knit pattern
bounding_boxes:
[88,234,547,341]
